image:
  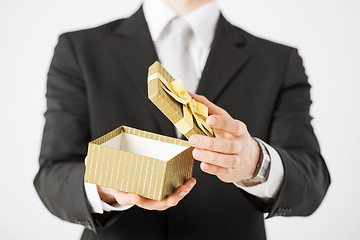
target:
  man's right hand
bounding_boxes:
[97,178,196,211]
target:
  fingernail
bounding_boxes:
[193,149,203,158]
[207,116,217,126]
[189,135,200,145]
[178,191,186,198]
[166,202,173,207]
[190,182,196,188]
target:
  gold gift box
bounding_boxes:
[148,61,213,139]
[84,126,193,201]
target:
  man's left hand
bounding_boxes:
[188,93,260,183]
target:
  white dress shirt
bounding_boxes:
[85,0,285,214]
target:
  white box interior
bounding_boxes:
[101,132,188,161]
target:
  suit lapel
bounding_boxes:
[113,7,158,100]
[112,7,176,136]
[196,14,249,103]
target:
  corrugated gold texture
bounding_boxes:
[85,126,193,201]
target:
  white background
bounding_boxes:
[1,0,359,239]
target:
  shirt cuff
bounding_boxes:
[233,139,284,200]
[84,182,134,214]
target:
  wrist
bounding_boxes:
[249,137,261,177]
[241,138,271,187]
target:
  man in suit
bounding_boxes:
[34,0,331,239]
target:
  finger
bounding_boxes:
[193,148,238,168]
[135,196,169,211]
[135,178,196,210]
[111,178,196,210]
[183,177,197,188]
[189,92,229,117]
[110,190,140,206]
[206,115,247,137]
[200,162,230,178]
[165,178,196,206]
[189,134,240,154]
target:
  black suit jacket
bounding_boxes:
[34,7,330,240]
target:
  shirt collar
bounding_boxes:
[143,0,220,48]
[183,1,220,48]
[143,0,177,41]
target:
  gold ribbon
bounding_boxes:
[148,73,213,137]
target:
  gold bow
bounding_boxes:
[150,73,213,137]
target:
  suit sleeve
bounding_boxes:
[34,33,106,232]
[265,48,331,217]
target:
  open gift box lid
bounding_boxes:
[148,61,213,139]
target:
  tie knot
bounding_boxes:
[169,18,193,38]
